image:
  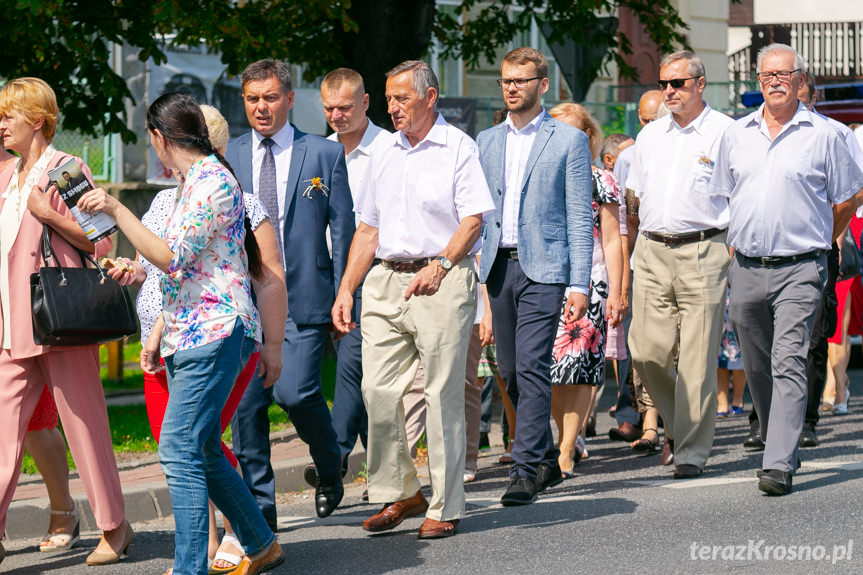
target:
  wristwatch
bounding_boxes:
[435,256,453,272]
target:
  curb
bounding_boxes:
[5,432,366,541]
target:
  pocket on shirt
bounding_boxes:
[410,171,455,215]
[781,149,813,181]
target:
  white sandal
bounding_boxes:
[39,502,80,552]
[208,532,245,574]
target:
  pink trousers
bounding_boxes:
[0,346,125,534]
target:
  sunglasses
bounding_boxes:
[657,76,702,90]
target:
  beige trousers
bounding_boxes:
[628,232,729,468]
[404,325,483,472]
[361,260,476,521]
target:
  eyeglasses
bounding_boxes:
[497,77,543,89]
[657,76,702,90]
[757,69,801,84]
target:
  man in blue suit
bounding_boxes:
[476,47,594,506]
[227,59,354,524]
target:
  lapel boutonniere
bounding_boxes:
[302,177,330,199]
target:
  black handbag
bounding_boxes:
[837,226,861,282]
[30,224,138,345]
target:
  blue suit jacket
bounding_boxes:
[476,112,594,287]
[226,125,354,326]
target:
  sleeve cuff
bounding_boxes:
[568,284,589,296]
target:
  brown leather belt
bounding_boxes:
[380,258,432,273]
[739,249,824,267]
[642,227,725,247]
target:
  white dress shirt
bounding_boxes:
[626,103,733,234]
[251,123,293,243]
[500,110,544,247]
[328,118,387,225]
[711,102,863,256]
[358,113,495,260]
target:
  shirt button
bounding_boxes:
[496,222,500,227]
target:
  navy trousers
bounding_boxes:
[486,250,564,481]
[614,310,642,427]
[231,318,342,526]
[330,290,367,476]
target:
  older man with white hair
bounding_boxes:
[712,43,863,496]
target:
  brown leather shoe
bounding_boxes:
[227,540,284,574]
[362,490,429,533]
[417,518,459,539]
[608,421,642,442]
[661,438,675,466]
[673,464,703,479]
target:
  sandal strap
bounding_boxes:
[50,502,79,517]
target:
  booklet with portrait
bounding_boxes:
[46,158,118,242]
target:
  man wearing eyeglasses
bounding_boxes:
[476,47,594,506]
[712,43,863,496]
[626,50,733,481]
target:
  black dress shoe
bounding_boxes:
[799,424,819,448]
[315,476,344,518]
[535,462,564,493]
[585,416,597,438]
[743,422,765,450]
[673,463,703,479]
[500,477,537,506]
[609,421,642,442]
[758,469,792,496]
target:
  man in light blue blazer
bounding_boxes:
[476,47,594,506]
[227,59,355,525]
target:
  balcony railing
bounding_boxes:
[729,21,863,82]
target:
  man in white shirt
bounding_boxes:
[626,51,734,480]
[332,60,494,538]
[712,43,863,496]
[320,68,387,483]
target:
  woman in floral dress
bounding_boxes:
[547,103,624,475]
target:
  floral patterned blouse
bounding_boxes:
[160,155,261,356]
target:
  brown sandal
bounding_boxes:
[632,428,659,452]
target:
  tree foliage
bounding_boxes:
[0,0,687,142]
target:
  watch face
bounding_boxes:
[437,256,453,270]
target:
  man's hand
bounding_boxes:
[256,342,283,388]
[331,290,356,334]
[479,308,494,346]
[404,261,447,300]
[563,291,589,323]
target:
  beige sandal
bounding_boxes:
[39,502,80,552]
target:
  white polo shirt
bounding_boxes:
[358,114,495,260]
[626,103,733,234]
[711,102,863,257]
[327,118,387,225]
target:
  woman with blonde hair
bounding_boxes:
[0,77,133,566]
[547,103,624,475]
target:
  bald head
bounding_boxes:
[638,90,664,126]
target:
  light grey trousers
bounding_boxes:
[728,252,826,473]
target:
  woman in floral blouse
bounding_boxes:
[79,92,284,575]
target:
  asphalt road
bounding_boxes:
[3,373,862,575]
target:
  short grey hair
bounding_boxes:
[386,60,439,103]
[241,59,292,93]
[660,50,706,79]
[600,133,633,160]
[756,43,805,73]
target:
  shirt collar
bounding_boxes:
[750,100,813,135]
[355,118,380,155]
[504,108,545,135]
[666,102,712,134]
[253,122,294,150]
[395,113,448,149]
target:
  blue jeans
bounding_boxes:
[161,322,274,575]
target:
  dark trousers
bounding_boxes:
[486,250,564,481]
[330,291,367,476]
[614,308,641,426]
[231,318,341,526]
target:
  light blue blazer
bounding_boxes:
[476,112,594,287]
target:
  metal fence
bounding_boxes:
[53,130,111,181]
